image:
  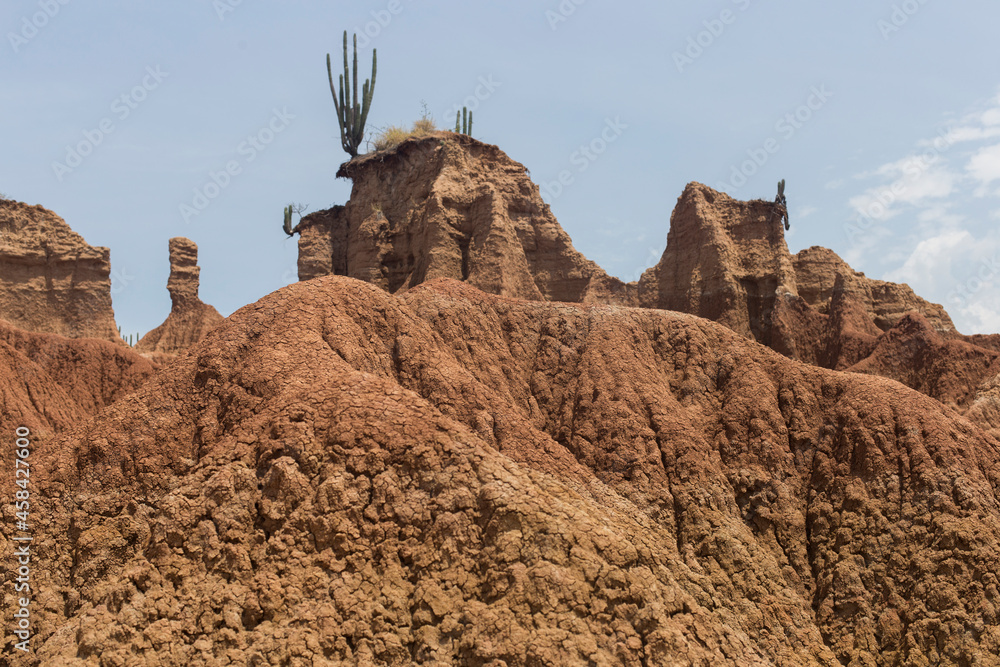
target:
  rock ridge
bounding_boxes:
[5,275,999,665]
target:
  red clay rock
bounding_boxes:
[5,276,1000,665]
[298,132,633,304]
[637,182,798,345]
[967,372,1000,438]
[847,312,1000,411]
[793,245,956,333]
[296,205,347,281]
[135,237,224,356]
[0,319,156,420]
[0,199,121,343]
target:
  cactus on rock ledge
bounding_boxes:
[774,179,789,230]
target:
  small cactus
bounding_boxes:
[282,203,309,237]
[774,179,789,231]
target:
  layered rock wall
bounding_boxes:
[636,183,797,344]
[0,199,120,342]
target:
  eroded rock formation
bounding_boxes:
[296,148,996,426]
[4,276,1000,665]
[792,245,956,333]
[0,199,120,343]
[636,184,957,347]
[296,132,632,304]
[135,237,223,357]
[636,182,798,344]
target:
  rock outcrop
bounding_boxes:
[5,276,1000,665]
[296,158,998,426]
[967,372,1000,438]
[296,132,633,304]
[636,183,798,345]
[0,199,120,343]
[135,237,223,357]
[845,312,1000,411]
[792,245,956,333]
[636,184,957,347]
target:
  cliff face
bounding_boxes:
[0,199,120,343]
[135,237,224,357]
[636,183,798,345]
[7,276,1000,665]
[296,205,347,281]
[297,132,632,304]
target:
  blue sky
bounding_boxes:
[2,1,998,336]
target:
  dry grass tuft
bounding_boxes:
[372,117,438,152]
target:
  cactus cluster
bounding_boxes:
[117,325,139,347]
[327,31,377,158]
[455,106,473,136]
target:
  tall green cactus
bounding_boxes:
[283,205,294,236]
[327,31,377,158]
[455,106,473,136]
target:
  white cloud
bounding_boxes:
[915,205,964,229]
[847,157,957,221]
[884,230,1000,334]
[956,299,1000,335]
[884,229,974,291]
[967,142,1000,186]
[843,88,1000,334]
[932,125,1000,145]
[983,107,1000,127]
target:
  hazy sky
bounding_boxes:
[2,1,998,336]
